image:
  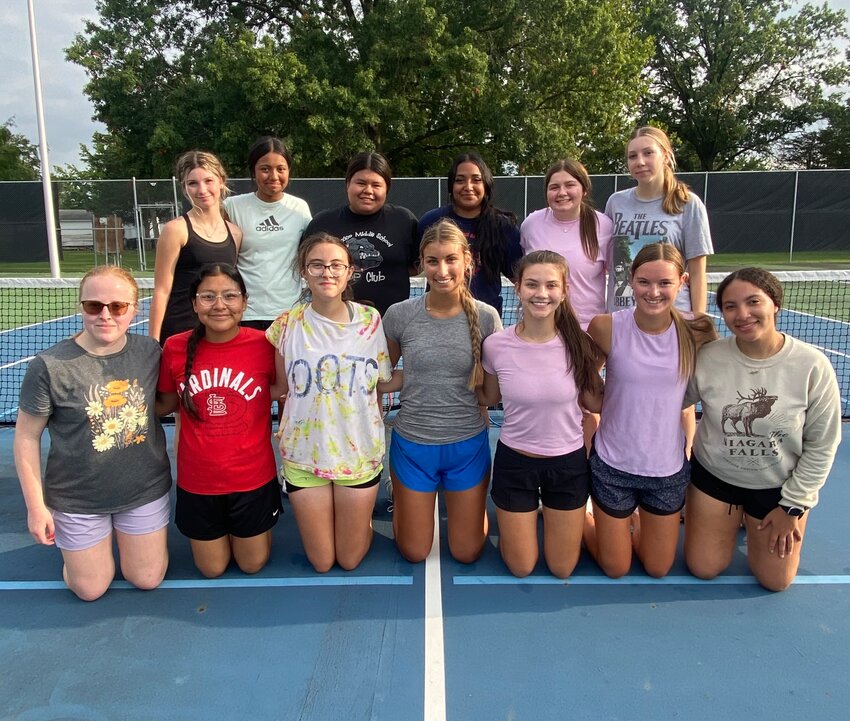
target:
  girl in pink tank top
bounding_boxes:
[583,243,716,579]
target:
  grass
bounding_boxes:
[709,251,850,271]
[0,287,154,331]
[0,249,156,278]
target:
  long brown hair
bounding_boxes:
[544,159,599,263]
[420,218,484,389]
[630,243,717,380]
[629,127,690,215]
[515,251,602,397]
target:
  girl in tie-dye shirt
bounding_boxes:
[267,233,399,572]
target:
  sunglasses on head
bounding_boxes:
[79,300,134,316]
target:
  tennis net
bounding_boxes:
[2,272,848,423]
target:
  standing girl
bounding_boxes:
[479,251,602,578]
[158,264,281,577]
[684,268,841,591]
[583,243,716,578]
[605,127,712,313]
[267,233,396,572]
[15,267,171,600]
[606,126,714,457]
[418,153,522,316]
[224,136,312,330]
[383,219,503,563]
[520,159,613,329]
[149,150,241,343]
[303,152,418,315]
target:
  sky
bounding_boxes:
[2,0,850,172]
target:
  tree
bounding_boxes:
[0,119,40,180]
[67,0,650,178]
[781,98,850,169]
[638,0,850,171]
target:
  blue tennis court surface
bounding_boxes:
[1,421,848,721]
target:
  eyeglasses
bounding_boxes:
[80,300,134,316]
[195,291,244,306]
[305,261,349,277]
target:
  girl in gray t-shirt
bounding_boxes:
[15,266,172,601]
[383,219,502,564]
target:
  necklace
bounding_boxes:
[191,208,225,239]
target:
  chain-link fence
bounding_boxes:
[3,170,849,267]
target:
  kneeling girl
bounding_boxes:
[479,250,602,577]
[267,233,396,572]
[158,263,281,577]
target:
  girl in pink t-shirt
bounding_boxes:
[479,251,602,578]
[520,159,613,330]
[583,244,716,579]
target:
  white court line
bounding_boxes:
[424,504,447,721]
[0,356,34,370]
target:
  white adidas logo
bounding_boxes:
[256,215,285,232]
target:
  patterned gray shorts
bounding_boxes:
[589,452,690,518]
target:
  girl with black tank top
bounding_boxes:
[149,151,241,343]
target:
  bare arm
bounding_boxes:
[148,219,187,341]
[228,220,243,255]
[270,349,289,402]
[586,314,612,358]
[477,370,501,407]
[687,255,708,314]
[377,369,403,394]
[13,411,54,545]
[387,338,401,368]
[155,391,179,417]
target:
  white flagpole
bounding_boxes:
[27,0,61,278]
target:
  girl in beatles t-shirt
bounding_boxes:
[158,263,282,577]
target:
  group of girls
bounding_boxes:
[14,126,842,600]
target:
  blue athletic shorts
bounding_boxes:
[390,428,491,493]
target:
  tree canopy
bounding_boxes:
[638,0,850,171]
[0,119,40,181]
[67,0,650,178]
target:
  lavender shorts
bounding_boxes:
[52,493,171,551]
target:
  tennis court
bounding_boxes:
[1,275,849,720]
[1,417,849,720]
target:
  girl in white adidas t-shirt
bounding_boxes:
[224,136,312,330]
[266,233,399,572]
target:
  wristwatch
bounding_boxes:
[781,505,807,518]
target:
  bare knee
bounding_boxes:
[396,540,430,564]
[598,557,631,579]
[68,579,112,602]
[642,558,674,579]
[64,565,113,602]
[195,559,228,578]
[337,552,366,572]
[448,538,485,565]
[235,556,268,575]
[545,558,577,580]
[505,559,536,578]
[753,569,794,593]
[308,554,335,574]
